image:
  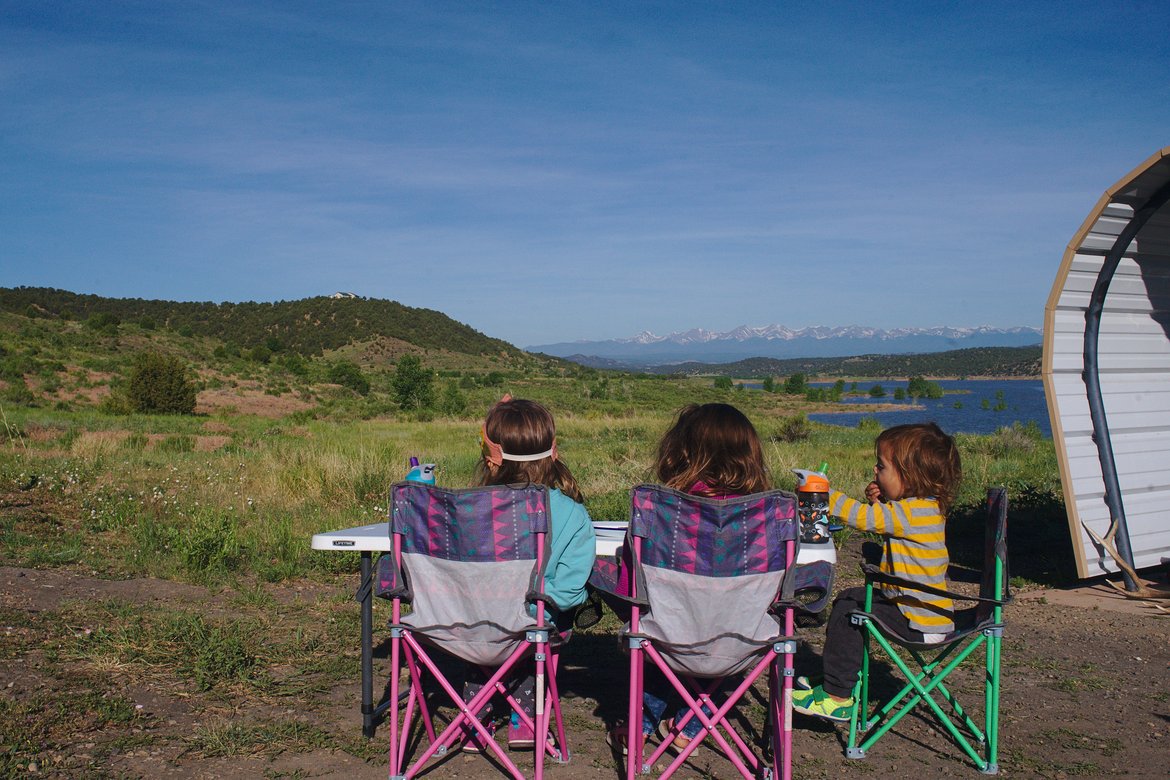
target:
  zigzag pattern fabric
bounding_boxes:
[630,485,796,576]
[391,482,548,562]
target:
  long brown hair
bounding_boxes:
[654,403,771,495]
[475,397,584,503]
[875,422,962,513]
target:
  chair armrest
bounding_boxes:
[862,563,1009,606]
[775,560,835,615]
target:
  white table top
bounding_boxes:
[311,520,836,564]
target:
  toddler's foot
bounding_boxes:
[792,686,853,723]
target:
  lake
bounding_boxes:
[802,379,1052,437]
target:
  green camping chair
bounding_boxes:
[846,487,1010,774]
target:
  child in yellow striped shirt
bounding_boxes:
[793,422,962,722]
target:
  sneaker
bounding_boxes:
[794,675,821,691]
[792,686,853,723]
[460,720,497,753]
[508,714,535,750]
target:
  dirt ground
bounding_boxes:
[2,543,1168,779]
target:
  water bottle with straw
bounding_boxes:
[792,462,831,544]
[405,456,436,485]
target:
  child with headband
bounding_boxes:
[463,396,596,751]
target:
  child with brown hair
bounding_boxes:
[610,402,771,752]
[463,396,596,750]
[793,422,962,722]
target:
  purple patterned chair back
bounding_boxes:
[631,484,797,577]
[626,484,800,677]
[387,482,552,666]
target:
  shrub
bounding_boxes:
[907,376,944,399]
[328,360,370,395]
[247,345,272,364]
[713,376,733,391]
[393,355,434,409]
[85,312,120,334]
[439,381,467,416]
[99,392,134,415]
[783,373,807,395]
[127,352,197,414]
[773,414,811,443]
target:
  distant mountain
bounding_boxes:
[0,287,520,358]
[528,325,1042,366]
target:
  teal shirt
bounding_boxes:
[543,488,597,611]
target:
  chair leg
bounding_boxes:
[627,639,644,779]
[849,624,999,773]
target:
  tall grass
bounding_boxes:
[0,401,1062,584]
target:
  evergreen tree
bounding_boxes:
[127,353,197,414]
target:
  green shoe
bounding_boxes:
[792,686,853,723]
[791,686,816,706]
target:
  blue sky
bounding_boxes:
[3,2,1169,348]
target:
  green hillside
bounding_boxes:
[0,287,519,357]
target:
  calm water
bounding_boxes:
[804,379,1051,437]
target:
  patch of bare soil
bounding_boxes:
[195,388,314,418]
[200,421,234,435]
[1,548,1167,778]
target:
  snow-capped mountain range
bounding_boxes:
[527,325,1042,366]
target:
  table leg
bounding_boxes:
[360,551,375,737]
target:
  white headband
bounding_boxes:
[499,446,556,462]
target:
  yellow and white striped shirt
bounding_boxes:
[829,491,955,634]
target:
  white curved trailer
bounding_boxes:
[1043,146,1170,582]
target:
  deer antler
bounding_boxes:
[1082,520,1170,601]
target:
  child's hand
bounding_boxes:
[864,481,882,504]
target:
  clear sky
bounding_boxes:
[3,2,1169,348]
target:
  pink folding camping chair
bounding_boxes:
[381,482,570,780]
[604,484,806,780]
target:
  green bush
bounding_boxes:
[439,381,468,415]
[393,355,434,409]
[99,391,134,415]
[85,312,120,334]
[127,353,197,415]
[773,414,811,443]
[328,360,370,395]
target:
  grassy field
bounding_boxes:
[0,392,1065,589]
